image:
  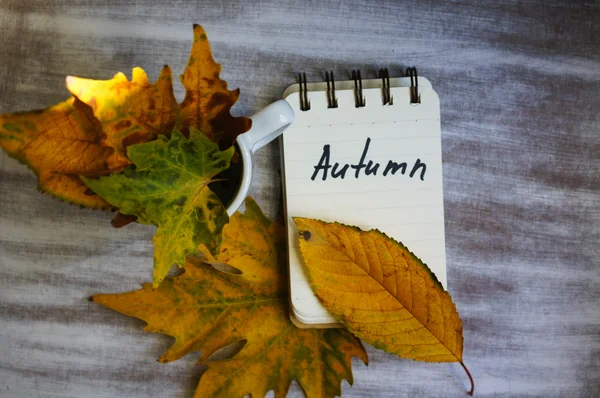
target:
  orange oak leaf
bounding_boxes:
[179,24,251,149]
[0,97,113,208]
[93,198,367,397]
[294,218,474,395]
[66,66,179,170]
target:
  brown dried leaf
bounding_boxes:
[179,25,251,148]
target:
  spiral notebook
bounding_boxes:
[281,69,447,327]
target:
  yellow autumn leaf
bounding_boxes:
[294,217,474,395]
[66,66,179,170]
[0,97,113,208]
[93,198,368,397]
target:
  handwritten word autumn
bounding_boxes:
[311,138,427,181]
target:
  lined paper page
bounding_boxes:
[282,82,445,324]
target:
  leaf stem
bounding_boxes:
[460,361,474,395]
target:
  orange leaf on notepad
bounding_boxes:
[294,217,474,395]
[92,198,367,398]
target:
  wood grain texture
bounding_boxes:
[0,0,599,397]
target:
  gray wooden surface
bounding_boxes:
[1,1,599,397]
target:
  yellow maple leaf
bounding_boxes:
[294,217,474,395]
[0,97,113,208]
[66,66,179,170]
[92,198,368,397]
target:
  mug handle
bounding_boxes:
[237,99,295,154]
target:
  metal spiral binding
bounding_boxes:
[325,71,338,108]
[300,68,417,109]
[352,69,365,108]
[406,66,420,104]
[298,72,310,111]
[379,68,392,105]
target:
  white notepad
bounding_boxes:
[281,75,446,327]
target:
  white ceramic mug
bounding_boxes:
[220,99,295,215]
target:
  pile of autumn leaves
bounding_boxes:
[0,25,471,397]
[1,25,251,287]
[0,25,367,397]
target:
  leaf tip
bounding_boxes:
[111,213,138,228]
[244,196,257,207]
[292,217,311,235]
[132,67,149,83]
[192,24,208,41]
[89,294,105,304]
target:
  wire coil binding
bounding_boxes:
[298,72,310,111]
[325,71,338,108]
[379,68,392,105]
[297,67,421,109]
[352,69,365,108]
[406,67,419,104]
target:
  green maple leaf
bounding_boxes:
[83,129,232,286]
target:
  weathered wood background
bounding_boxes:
[0,0,598,396]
